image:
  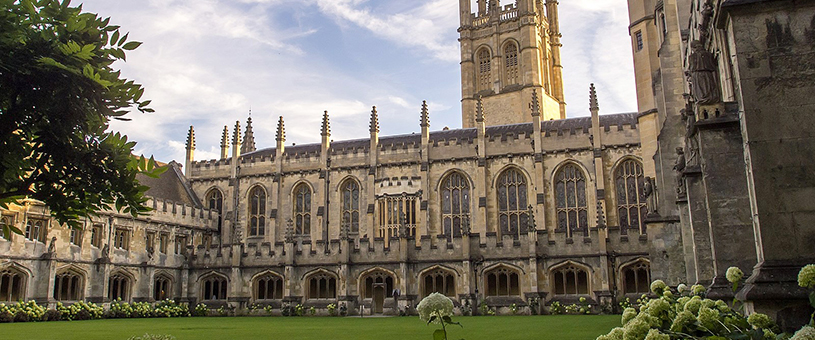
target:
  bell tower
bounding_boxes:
[459,0,566,128]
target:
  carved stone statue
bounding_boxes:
[48,236,57,253]
[687,40,721,105]
[642,177,658,214]
[101,244,110,259]
[673,147,687,196]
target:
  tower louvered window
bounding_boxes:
[616,160,647,234]
[248,186,266,237]
[441,173,470,239]
[206,189,224,232]
[504,43,519,86]
[497,168,529,239]
[478,48,491,92]
[555,164,588,237]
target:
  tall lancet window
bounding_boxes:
[555,164,588,237]
[441,172,470,238]
[615,159,647,234]
[497,168,529,239]
[477,48,492,92]
[248,186,266,237]
[294,184,312,236]
[504,42,519,86]
[341,180,360,234]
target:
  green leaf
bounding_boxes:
[433,330,446,340]
[118,32,129,46]
[122,41,142,50]
[809,291,815,309]
[110,30,119,46]
[427,315,437,325]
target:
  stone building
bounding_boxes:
[1,0,813,323]
[628,0,815,330]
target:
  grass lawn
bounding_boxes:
[0,315,619,340]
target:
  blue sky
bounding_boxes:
[78,0,637,163]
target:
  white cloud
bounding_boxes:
[315,0,459,62]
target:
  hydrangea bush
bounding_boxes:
[597,264,815,340]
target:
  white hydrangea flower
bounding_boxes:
[417,292,454,324]
[726,267,744,284]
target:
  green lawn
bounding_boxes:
[0,315,619,340]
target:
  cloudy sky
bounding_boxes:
[79,0,637,163]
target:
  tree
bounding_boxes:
[0,0,162,237]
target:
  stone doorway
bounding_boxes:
[372,283,386,314]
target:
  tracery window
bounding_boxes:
[497,168,528,239]
[154,275,171,300]
[377,194,418,247]
[54,270,83,301]
[616,159,647,234]
[254,273,283,300]
[504,42,519,86]
[477,48,492,92]
[441,173,470,239]
[555,164,588,236]
[552,264,589,295]
[248,186,266,237]
[0,267,25,302]
[421,268,455,298]
[206,189,224,232]
[201,274,228,301]
[341,180,360,234]
[485,267,520,297]
[622,261,651,294]
[108,273,131,301]
[307,272,337,299]
[361,271,394,299]
[24,218,47,243]
[293,184,312,236]
[113,228,130,250]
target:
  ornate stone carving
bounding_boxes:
[673,147,687,197]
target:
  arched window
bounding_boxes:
[154,274,172,301]
[361,271,394,299]
[254,273,283,300]
[0,266,26,302]
[206,189,224,232]
[555,164,588,236]
[24,218,47,242]
[248,186,266,237]
[108,273,131,301]
[441,172,470,238]
[421,268,456,298]
[307,272,337,299]
[293,184,312,236]
[622,261,650,294]
[477,48,492,92]
[54,270,83,301]
[615,160,647,234]
[201,274,228,301]
[497,168,528,239]
[552,264,590,295]
[341,180,360,234]
[485,266,520,297]
[504,42,519,86]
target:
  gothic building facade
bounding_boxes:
[2,0,813,323]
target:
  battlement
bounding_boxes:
[145,197,219,229]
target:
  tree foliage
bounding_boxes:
[0,0,162,237]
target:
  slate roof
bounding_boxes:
[139,161,203,208]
